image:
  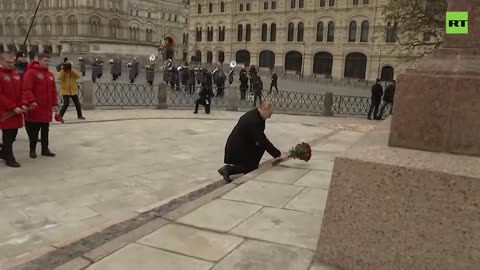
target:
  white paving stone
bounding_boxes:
[294,170,332,189]
[138,223,244,261]
[282,159,335,171]
[312,143,351,153]
[86,243,214,270]
[222,181,304,208]
[212,240,315,270]
[177,199,262,232]
[231,207,323,249]
[254,166,309,184]
[285,188,329,214]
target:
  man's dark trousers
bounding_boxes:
[367,98,381,119]
[25,122,51,152]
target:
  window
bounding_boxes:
[197,4,201,14]
[218,26,225,41]
[320,0,325,7]
[43,17,52,36]
[353,0,358,5]
[423,32,431,41]
[270,23,276,41]
[196,27,202,41]
[316,22,324,41]
[246,24,251,41]
[297,22,304,41]
[329,0,335,6]
[287,22,294,41]
[55,17,62,36]
[363,0,369,4]
[261,23,267,41]
[299,0,304,8]
[291,0,295,8]
[327,21,334,42]
[237,24,243,41]
[386,22,397,42]
[183,33,187,44]
[110,19,120,38]
[168,14,171,21]
[221,2,225,12]
[148,12,151,18]
[240,3,243,11]
[360,20,369,42]
[264,2,268,10]
[271,1,276,9]
[136,10,138,16]
[174,15,177,21]
[246,3,250,11]
[90,17,101,37]
[208,3,212,13]
[130,9,133,15]
[146,29,153,42]
[68,15,77,36]
[348,21,357,42]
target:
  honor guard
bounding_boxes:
[194,71,214,114]
[110,58,121,81]
[97,58,104,78]
[78,57,86,76]
[91,59,99,82]
[128,62,135,83]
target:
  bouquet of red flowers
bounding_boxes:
[273,142,312,166]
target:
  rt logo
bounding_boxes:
[446,11,468,34]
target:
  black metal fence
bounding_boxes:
[95,83,156,107]
[56,82,83,107]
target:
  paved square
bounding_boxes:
[312,143,351,152]
[254,166,310,184]
[231,207,323,249]
[282,159,335,171]
[222,181,304,208]
[86,243,214,270]
[294,170,332,189]
[177,199,262,232]
[285,188,329,214]
[138,223,244,261]
[212,240,315,270]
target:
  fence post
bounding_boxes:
[81,81,95,110]
[323,92,333,117]
[157,82,168,109]
[225,85,238,111]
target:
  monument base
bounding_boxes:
[317,119,480,270]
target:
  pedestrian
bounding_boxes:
[0,52,36,167]
[56,57,68,72]
[367,79,383,120]
[22,54,58,158]
[250,66,263,106]
[58,61,85,120]
[269,71,279,93]
[14,52,28,79]
[194,72,214,114]
[133,58,139,78]
[377,80,396,120]
[217,102,287,182]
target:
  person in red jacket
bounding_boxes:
[22,54,58,158]
[0,52,36,167]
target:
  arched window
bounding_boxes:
[196,27,202,41]
[271,1,276,9]
[264,2,268,10]
[197,4,202,14]
[110,19,120,38]
[261,23,268,41]
[207,27,213,41]
[329,0,335,6]
[220,2,225,12]
[90,17,101,37]
[348,21,357,42]
[18,17,27,36]
[299,0,304,8]
[218,26,225,41]
[287,22,294,41]
[246,3,250,11]
[360,20,369,42]
[270,23,276,41]
[316,22,324,42]
[146,29,153,42]
[246,24,251,41]
[237,24,243,41]
[291,0,295,8]
[68,15,77,36]
[43,17,52,36]
[320,0,325,7]
[297,22,304,42]
[327,21,335,42]
[208,3,213,13]
[56,17,63,36]
[218,51,225,63]
[5,18,14,36]
[207,51,213,63]
[239,3,243,11]
[386,22,397,42]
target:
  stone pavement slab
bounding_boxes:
[312,143,351,153]
[294,170,333,189]
[177,199,262,232]
[282,159,335,171]
[85,243,214,270]
[222,180,304,208]
[254,166,310,184]
[231,207,323,250]
[285,188,329,214]
[212,240,315,270]
[138,223,244,261]
[309,257,342,270]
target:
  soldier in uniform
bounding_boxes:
[128,62,135,83]
[79,57,86,76]
[110,58,121,81]
[133,58,140,78]
[97,58,104,78]
[250,66,264,106]
[239,69,249,100]
[187,68,196,94]
[146,63,155,86]
[91,59,98,82]
[216,70,226,97]
[194,71,214,114]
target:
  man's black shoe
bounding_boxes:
[6,159,21,168]
[30,150,37,159]
[41,149,56,157]
[218,166,232,183]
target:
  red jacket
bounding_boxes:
[22,62,58,123]
[0,66,28,129]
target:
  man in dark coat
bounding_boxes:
[128,62,135,83]
[28,50,35,62]
[250,66,263,106]
[146,63,155,86]
[110,58,121,80]
[216,70,226,97]
[187,68,196,93]
[377,80,396,120]
[367,79,383,120]
[91,60,98,82]
[194,72,214,114]
[133,58,139,78]
[14,52,28,79]
[79,57,86,76]
[239,69,248,100]
[269,71,279,93]
[217,102,287,182]
[97,59,104,78]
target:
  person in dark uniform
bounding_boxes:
[110,58,121,81]
[269,71,279,93]
[194,71,214,114]
[91,60,98,83]
[187,68,196,94]
[367,79,384,120]
[250,66,263,106]
[217,102,287,182]
[239,69,248,100]
[146,63,155,86]
[14,52,28,79]
[216,70,226,97]
[228,68,234,85]
[133,58,139,78]
[79,57,86,76]
[128,62,135,83]
[97,59,104,78]
[377,80,396,120]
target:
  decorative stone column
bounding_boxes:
[156,82,168,109]
[81,81,95,110]
[225,85,238,111]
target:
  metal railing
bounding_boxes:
[56,82,83,107]
[95,82,156,107]
[167,85,227,109]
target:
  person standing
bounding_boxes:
[367,79,383,120]
[250,66,263,106]
[28,50,35,62]
[97,58,104,78]
[58,61,85,120]
[194,72,214,114]
[146,63,155,86]
[239,69,248,100]
[187,68,196,94]
[79,57,86,76]
[91,59,99,82]
[110,58,121,81]
[377,80,396,120]
[0,52,36,167]
[14,52,28,79]
[217,102,287,182]
[133,58,139,79]
[128,62,135,83]
[216,70,226,97]
[269,71,279,94]
[22,54,58,158]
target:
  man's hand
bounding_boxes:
[31,102,38,109]
[13,107,23,114]
[279,153,289,161]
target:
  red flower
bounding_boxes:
[288,142,312,162]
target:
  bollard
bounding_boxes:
[225,85,238,111]
[156,82,168,109]
[81,81,95,110]
[323,92,333,117]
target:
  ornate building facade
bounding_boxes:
[0,0,188,60]
[188,0,427,81]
